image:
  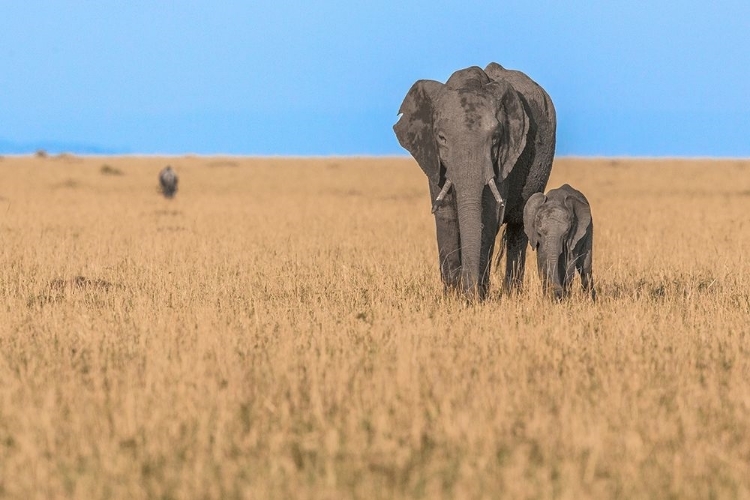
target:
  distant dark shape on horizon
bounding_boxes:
[159,166,178,199]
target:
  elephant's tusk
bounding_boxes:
[431,179,453,214]
[488,179,504,207]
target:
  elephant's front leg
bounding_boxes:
[430,180,461,292]
[504,222,528,293]
[478,186,502,298]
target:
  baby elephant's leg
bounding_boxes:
[577,245,595,300]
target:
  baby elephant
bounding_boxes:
[523,184,595,300]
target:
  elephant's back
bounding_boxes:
[496,71,556,225]
[500,70,556,130]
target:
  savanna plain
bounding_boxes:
[1,155,749,499]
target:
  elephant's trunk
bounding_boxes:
[549,262,564,300]
[455,183,485,300]
[541,244,565,300]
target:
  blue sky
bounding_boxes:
[0,1,748,156]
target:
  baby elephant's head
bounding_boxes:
[524,185,592,299]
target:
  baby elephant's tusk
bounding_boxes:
[431,179,453,214]
[488,179,504,207]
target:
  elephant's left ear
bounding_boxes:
[487,81,529,180]
[565,192,592,252]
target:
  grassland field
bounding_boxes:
[0,155,749,499]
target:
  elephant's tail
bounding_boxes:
[494,225,507,269]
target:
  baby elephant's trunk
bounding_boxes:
[540,242,567,299]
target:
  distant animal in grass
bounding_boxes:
[523,184,595,300]
[159,166,178,198]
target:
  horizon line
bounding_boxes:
[2,153,748,161]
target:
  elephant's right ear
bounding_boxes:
[393,79,443,184]
[564,189,592,252]
[523,192,546,249]
[488,81,529,181]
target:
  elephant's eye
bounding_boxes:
[437,132,448,146]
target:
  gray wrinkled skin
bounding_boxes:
[523,184,595,300]
[394,63,556,300]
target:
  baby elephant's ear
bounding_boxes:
[565,194,592,251]
[523,192,546,249]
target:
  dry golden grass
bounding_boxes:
[1,155,749,499]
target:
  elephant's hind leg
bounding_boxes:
[582,273,596,300]
[578,255,595,300]
[504,222,528,293]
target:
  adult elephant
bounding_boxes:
[394,63,556,300]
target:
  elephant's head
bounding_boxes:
[523,187,591,299]
[394,65,529,298]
